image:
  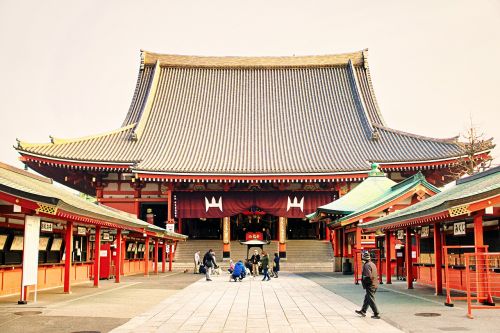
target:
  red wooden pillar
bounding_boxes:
[433,222,443,295]
[64,221,73,293]
[120,236,125,276]
[473,211,484,247]
[332,229,338,256]
[325,224,331,242]
[162,242,166,273]
[169,244,173,272]
[144,236,150,276]
[385,230,392,284]
[93,225,101,287]
[355,226,362,250]
[115,229,122,283]
[154,238,159,274]
[405,227,414,289]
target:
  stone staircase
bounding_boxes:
[173,239,333,272]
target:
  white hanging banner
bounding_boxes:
[23,216,41,286]
[453,221,466,236]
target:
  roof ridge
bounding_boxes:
[130,61,161,141]
[140,49,366,68]
[360,49,386,126]
[0,162,52,184]
[347,59,378,141]
[456,165,500,185]
[389,171,440,193]
[373,124,461,144]
[17,123,136,149]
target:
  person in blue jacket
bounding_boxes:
[230,260,245,282]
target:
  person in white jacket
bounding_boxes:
[194,251,200,274]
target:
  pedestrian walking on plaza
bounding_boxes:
[355,252,380,319]
[272,252,280,278]
[250,250,261,277]
[194,250,200,274]
[203,249,215,281]
[261,251,271,281]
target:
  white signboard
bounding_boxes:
[40,221,53,232]
[77,227,86,236]
[23,216,41,286]
[421,226,430,238]
[397,229,405,240]
[166,223,175,232]
[453,222,466,236]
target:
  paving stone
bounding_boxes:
[109,273,402,333]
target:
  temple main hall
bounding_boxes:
[16,49,468,259]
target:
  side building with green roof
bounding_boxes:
[309,163,440,273]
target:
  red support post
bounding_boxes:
[168,244,173,272]
[121,237,125,276]
[64,221,73,293]
[385,231,392,284]
[93,225,101,287]
[473,211,484,248]
[405,227,414,289]
[115,229,122,283]
[162,242,166,273]
[433,222,443,295]
[154,238,159,274]
[144,236,150,276]
[325,224,331,242]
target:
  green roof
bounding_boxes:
[336,172,440,226]
[362,166,500,231]
[307,164,396,220]
[0,162,187,240]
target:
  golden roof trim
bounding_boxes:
[140,49,366,68]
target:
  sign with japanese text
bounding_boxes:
[41,221,53,232]
[246,232,263,241]
[223,217,230,244]
[397,229,404,240]
[77,227,86,236]
[421,226,430,238]
[453,221,466,236]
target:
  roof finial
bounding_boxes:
[368,163,385,177]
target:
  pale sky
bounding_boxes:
[0,0,499,169]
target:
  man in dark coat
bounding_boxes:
[355,252,380,319]
[203,249,215,281]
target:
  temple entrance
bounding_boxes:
[184,218,221,239]
[287,218,320,239]
[231,214,277,241]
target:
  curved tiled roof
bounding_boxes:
[362,166,500,231]
[17,50,466,177]
[0,162,187,240]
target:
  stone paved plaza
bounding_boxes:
[111,273,402,333]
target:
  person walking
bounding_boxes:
[250,250,261,277]
[194,250,200,274]
[203,249,215,281]
[272,253,280,278]
[355,252,380,319]
[261,251,271,281]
